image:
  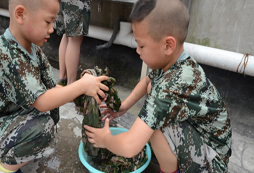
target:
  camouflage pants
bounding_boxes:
[54,0,92,37]
[161,121,218,173]
[0,112,55,165]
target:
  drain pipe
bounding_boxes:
[87,21,137,49]
[184,43,254,77]
[96,16,126,50]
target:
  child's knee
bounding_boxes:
[0,113,55,164]
[15,114,55,152]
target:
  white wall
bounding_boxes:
[186,0,254,55]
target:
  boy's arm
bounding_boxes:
[33,74,108,112]
[123,75,151,110]
[85,116,154,158]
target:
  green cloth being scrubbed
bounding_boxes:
[74,66,147,173]
[74,66,121,157]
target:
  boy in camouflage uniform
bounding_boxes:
[0,0,108,172]
[84,0,232,173]
[54,0,92,86]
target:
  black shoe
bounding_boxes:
[57,79,67,86]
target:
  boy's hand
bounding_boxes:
[81,74,109,104]
[100,104,127,121]
[84,119,111,148]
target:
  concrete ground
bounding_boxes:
[19,67,254,173]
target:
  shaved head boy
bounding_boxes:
[85,0,232,173]
[130,0,189,44]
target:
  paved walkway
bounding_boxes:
[21,67,254,173]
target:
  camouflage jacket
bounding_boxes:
[0,29,59,137]
[138,51,232,164]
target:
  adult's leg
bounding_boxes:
[65,35,84,85]
[58,33,68,80]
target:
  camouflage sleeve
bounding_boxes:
[138,82,190,130]
[138,61,217,130]
[35,46,59,124]
[1,49,49,109]
[35,46,56,89]
[139,68,179,130]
